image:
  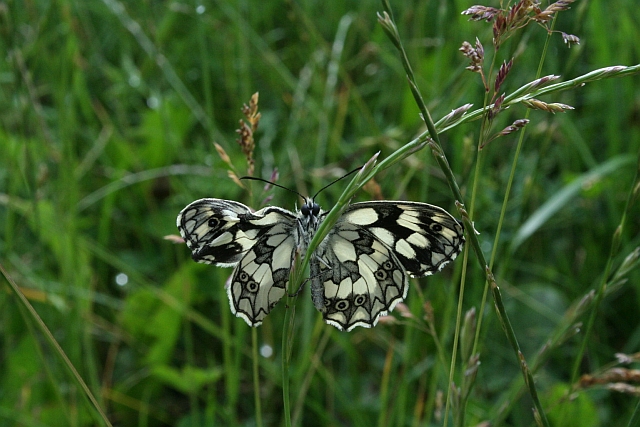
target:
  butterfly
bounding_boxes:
[177,194,464,331]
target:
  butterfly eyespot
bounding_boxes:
[246,280,259,293]
[335,300,350,311]
[208,217,220,228]
[382,261,394,271]
[354,295,367,306]
[375,269,388,280]
[431,223,443,232]
[239,272,249,282]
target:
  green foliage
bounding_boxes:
[1,0,639,426]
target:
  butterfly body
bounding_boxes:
[177,197,464,331]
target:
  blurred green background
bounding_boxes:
[1,0,639,426]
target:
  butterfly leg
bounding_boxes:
[287,278,309,298]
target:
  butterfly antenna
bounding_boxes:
[240,176,306,201]
[312,166,362,200]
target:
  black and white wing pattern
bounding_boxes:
[177,198,299,326]
[312,202,465,331]
[177,197,464,331]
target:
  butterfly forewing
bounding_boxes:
[339,202,464,277]
[177,198,257,266]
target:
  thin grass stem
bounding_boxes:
[251,328,264,427]
[570,148,640,389]
[0,264,113,427]
[628,398,640,427]
[472,15,557,420]
[281,311,292,427]
[377,3,552,426]
[292,326,332,426]
[281,252,306,427]
[377,341,395,427]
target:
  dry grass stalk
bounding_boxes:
[236,92,261,177]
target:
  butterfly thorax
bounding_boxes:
[297,198,323,252]
[297,197,329,312]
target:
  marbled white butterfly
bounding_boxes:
[177,190,464,331]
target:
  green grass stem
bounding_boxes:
[251,328,264,427]
[0,264,112,427]
[570,147,640,386]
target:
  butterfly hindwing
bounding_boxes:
[177,198,299,326]
[227,215,299,326]
[313,222,409,331]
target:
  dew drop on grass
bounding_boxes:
[115,273,129,287]
[128,74,140,87]
[260,344,273,358]
[147,96,159,109]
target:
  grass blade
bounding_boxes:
[511,154,636,251]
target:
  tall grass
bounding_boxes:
[1,0,639,426]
